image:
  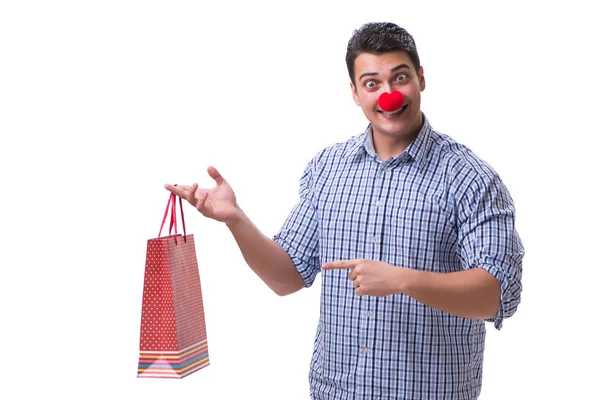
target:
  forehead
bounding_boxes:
[354,50,414,80]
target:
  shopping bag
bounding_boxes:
[137,190,209,378]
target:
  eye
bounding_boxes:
[365,80,377,89]
[394,73,408,82]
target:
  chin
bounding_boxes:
[376,119,420,138]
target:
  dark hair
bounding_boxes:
[345,22,421,85]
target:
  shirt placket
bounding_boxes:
[356,160,390,399]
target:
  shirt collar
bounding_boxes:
[345,113,434,172]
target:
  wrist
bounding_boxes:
[397,267,419,295]
[225,206,246,230]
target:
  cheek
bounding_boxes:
[402,86,420,105]
[358,93,379,110]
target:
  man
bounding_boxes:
[166,22,523,400]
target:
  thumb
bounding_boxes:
[207,166,225,185]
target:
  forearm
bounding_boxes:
[400,268,501,319]
[226,208,305,296]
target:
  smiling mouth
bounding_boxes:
[378,104,407,116]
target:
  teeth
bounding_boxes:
[381,105,406,115]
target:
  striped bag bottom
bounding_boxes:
[138,340,209,378]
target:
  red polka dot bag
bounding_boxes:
[137,191,209,378]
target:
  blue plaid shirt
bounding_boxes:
[274,115,524,400]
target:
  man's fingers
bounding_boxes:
[183,183,198,205]
[348,269,357,281]
[165,183,203,207]
[207,166,225,186]
[322,259,360,270]
[164,184,189,198]
[196,190,209,212]
[321,259,369,296]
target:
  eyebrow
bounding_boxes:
[358,63,411,81]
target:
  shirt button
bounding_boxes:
[364,347,369,353]
[372,237,377,243]
[367,311,373,318]
[375,200,381,207]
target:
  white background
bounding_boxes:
[1,1,598,399]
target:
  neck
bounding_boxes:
[372,119,423,161]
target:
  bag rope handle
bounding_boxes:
[158,185,187,244]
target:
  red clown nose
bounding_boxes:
[378,90,404,112]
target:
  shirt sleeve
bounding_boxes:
[273,159,321,288]
[457,171,524,330]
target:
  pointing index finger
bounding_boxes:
[322,259,359,270]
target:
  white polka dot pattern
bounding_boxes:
[137,233,209,378]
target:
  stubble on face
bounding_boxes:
[350,51,426,159]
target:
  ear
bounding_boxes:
[418,66,426,91]
[350,82,361,106]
